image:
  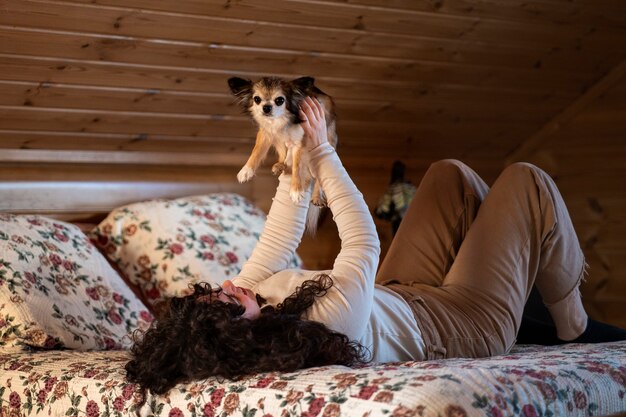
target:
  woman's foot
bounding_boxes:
[517,316,626,345]
[568,318,626,343]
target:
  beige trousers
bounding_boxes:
[377,160,588,359]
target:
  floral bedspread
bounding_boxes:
[1,342,625,417]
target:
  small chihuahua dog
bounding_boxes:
[228,76,338,232]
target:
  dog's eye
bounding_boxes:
[275,97,285,106]
[253,96,262,104]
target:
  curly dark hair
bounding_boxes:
[125,275,369,395]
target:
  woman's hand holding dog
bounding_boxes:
[300,97,328,151]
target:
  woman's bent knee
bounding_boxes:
[501,162,545,179]
[425,159,488,201]
[426,159,472,183]
[429,159,469,174]
[498,162,551,189]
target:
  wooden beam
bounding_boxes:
[0,180,251,215]
[505,58,626,165]
[0,149,248,166]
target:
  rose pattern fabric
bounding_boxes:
[0,214,152,351]
[89,193,302,307]
[1,343,625,416]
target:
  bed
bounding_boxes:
[1,179,626,417]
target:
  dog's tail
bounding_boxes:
[305,203,322,235]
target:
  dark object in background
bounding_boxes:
[375,160,417,235]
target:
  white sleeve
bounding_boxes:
[307,143,381,340]
[232,173,309,289]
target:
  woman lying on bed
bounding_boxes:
[126,97,626,395]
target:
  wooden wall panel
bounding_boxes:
[515,74,626,328]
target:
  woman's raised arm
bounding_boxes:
[301,97,381,340]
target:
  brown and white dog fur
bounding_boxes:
[228,76,338,233]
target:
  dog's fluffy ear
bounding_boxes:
[228,77,253,95]
[291,76,316,91]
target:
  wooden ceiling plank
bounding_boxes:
[0,106,524,137]
[322,0,626,29]
[0,54,581,100]
[0,129,519,156]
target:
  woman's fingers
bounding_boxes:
[300,98,311,119]
[299,99,317,138]
[299,107,309,125]
[305,96,323,121]
[303,97,316,120]
[300,98,317,122]
[299,96,328,150]
[299,107,313,137]
[311,97,325,121]
[300,97,325,128]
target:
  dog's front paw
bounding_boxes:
[290,188,306,204]
[271,162,286,176]
[237,166,255,183]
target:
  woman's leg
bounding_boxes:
[383,161,625,353]
[441,162,588,351]
[376,159,489,287]
[379,159,564,347]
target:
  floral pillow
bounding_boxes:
[89,193,302,308]
[0,214,153,351]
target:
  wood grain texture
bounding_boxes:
[0,26,596,92]
[56,0,626,48]
[0,80,559,124]
[0,54,581,99]
[2,0,621,72]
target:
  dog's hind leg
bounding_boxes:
[311,180,326,207]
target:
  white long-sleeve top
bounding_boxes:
[232,143,425,363]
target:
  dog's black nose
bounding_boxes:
[263,105,272,114]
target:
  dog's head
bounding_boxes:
[228,76,318,126]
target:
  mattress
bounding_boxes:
[2,342,625,417]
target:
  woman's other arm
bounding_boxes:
[301,97,381,340]
[232,168,309,289]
